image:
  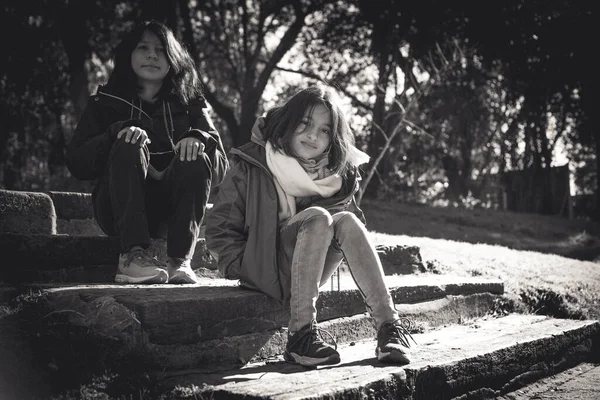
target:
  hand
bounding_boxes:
[175,137,205,161]
[117,126,151,147]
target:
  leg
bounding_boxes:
[161,153,211,283]
[94,140,152,251]
[332,212,398,326]
[280,207,340,366]
[94,140,167,284]
[332,211,413,364]
[280,207,334,333]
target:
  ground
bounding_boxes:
[361,199,600,320]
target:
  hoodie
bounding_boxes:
[66,85,228,186]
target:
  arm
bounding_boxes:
[66,95,145,181]
[183,97,229,186]
[349,168,367,225]
[205,159,248,279]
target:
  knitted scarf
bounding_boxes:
[252,116,370,222]
[265,140,343,222]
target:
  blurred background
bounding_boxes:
[0,0,595,219]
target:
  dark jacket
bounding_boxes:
[205,140,366,304]
[66,85,228,186]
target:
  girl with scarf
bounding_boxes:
[66,20,228,285]
[206,86,413,367]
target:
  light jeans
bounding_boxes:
[279,206,399,333]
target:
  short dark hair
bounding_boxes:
[105,20,202,104]
[263,86,355,174]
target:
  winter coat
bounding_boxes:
[205,140,366,305]
[66,85,228,188]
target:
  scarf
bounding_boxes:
[266,140,343,222]
[253,116,371,222]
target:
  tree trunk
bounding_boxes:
[595,133,600,220]
[57,3,92,129]
[364,49,393,199]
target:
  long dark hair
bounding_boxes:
[263,86,355,175]
[104,20,202,104]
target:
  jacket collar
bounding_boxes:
[94,85,187,116]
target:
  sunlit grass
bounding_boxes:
[368,230,600,320]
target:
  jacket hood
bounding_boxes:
[250,116,267,147]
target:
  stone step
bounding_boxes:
[1,189,95,235]
[0,233,216,282]
[0,234,424,284]
[0,275,503,374]
[0,190,426,282]
[0,189,212,236]
[145,314,600,399]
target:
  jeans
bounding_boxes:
[279,206,398,333]
[93,140,211,259]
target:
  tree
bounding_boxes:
[179,0,332,147]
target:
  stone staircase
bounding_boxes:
[0,188,598,400]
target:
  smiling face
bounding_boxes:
[131,30,170,84]
[290,104,332,160]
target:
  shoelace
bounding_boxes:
[296,321,338,353]
[385,317,417,348]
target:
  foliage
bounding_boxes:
[520,288,587,320]
[189,0,333,147]
[0,0,134,192]
[0,0,595,216]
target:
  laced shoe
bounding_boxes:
[115,247,168,284]
[284,320,340,367]
[167,257,199,284]
[376,317,416,364]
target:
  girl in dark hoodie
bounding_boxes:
[67,20,228,284]
[206,86,414,367]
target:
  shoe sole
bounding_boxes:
[283,351,341,367]
[115,272,168,284]
[376,347,411,364]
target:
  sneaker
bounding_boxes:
[376,317,416,364]
[167,257,199,284]
[115,247,168,284]
[283,321,340,367]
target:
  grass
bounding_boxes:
[361,199,600,320]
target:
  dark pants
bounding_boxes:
[93,140,211,259]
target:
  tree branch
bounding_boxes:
[254,0,323,96]
[274,66,371,112]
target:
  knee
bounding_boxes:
[110,140,146,166]
[301,207,334,233]
[172,152,211,181]
[335,211,364,232]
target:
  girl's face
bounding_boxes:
[131,30,170,85]
[290,104,332,160]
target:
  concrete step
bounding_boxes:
[0,275,503,375]
[146,314,600,399]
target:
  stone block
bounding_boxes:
[46,191,93,220]
[0,189,56,234]
[376,244,424,275]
